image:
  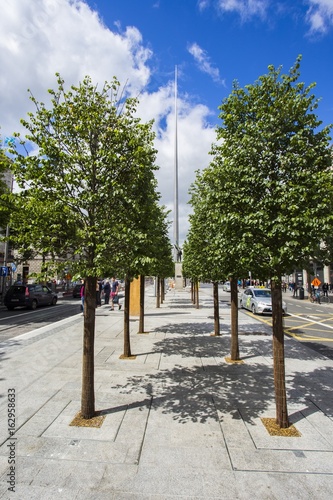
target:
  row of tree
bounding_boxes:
[3,75,174,419]
[182,57,333,428]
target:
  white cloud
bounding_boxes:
[188,43,225,85]
[216,0,268,20]
[0,0,151,136]
[0,0,216,247]
[305,0,333,34]
[137,87,216,244]
[198,0,211,11]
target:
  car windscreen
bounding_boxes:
[254,290,271,298]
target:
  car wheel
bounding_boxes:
[30,300,37,310]
[7,306,14,311]
[51,297,57,306]
[239,300,243,308]
[251,304,256,314]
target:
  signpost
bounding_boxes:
[311,277,321,288]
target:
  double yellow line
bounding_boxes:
[244,310,333,343]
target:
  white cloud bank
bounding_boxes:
[0,0,216,246]
[306,0,333,34]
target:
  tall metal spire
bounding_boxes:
[173,65,179,262]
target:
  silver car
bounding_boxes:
[239,287,287,315]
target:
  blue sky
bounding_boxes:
[87,0,333,127]
[1,0,333,245]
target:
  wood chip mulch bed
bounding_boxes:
[225,356,244,364]
[261,417,301,437]
[69,411,106,428]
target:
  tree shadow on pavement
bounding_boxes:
[111,360,274,425]
[287,365,333,419]
[108,320,276,424]
[106,319,333,426]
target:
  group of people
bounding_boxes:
[80,276,122,313]
[287,281,332,302]
[101,277,122,310]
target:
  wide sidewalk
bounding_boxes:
[0,285,333,499]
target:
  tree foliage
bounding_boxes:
[213,56,333,278]
[0,140,13,231]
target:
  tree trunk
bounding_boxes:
[81,275,96,419]
[213,281,220,336]
[271,278,289,428]
[191,281,195,304]
[123,275,132,357]
[156,276,160,308]
[307,272,312,300]
[161,278,164,303]
[138,274,145,333]
[195,280,199,309]
[230,277,240,360]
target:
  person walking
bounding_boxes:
[96,280,102,307]
[110,276,121,310]
[80,280,85,313]
[103,279,111,305]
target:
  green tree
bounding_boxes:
[212,56,333,427]
[186,166,248,345]
[9,75,159,419]
[8,191,77,280]
[0,143,13,232]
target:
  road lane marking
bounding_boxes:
[242,310,333,342]
[285,329,333,342]
[287,312,333,330]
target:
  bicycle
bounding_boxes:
[309,291,323,304]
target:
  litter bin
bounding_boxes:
[299,287,304,300]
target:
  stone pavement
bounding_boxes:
[0,285,333,499]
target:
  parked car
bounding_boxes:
[4,284,58,310]
[239,287,287,315]
[72,284,82,298]
[222,281,239,292]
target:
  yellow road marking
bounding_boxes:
[285,329,333,342]
[288,312,333,330]
[244,311,333,342]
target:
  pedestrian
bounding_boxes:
[80,280,85,313]
[293,283,298,297]
[110,276,121,311]
[96,280,102,307]
[103,279,111,304]
[322,283,329,297]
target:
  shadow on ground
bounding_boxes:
[106,317,333,426]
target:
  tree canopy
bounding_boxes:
[8,74,164,278]
[212,56,333,279]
